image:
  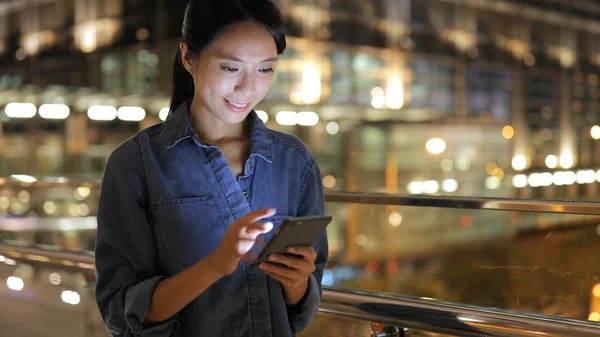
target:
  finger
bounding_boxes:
[238,208,276,227]
[260,263,305,280]
[242,221,273,239]
[264,272,301,288]
[287,246,317,260]
[268,254,315,274]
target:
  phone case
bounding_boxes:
[250,215,332,269]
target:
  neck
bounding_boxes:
[189,98,246,143]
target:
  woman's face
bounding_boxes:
[181,20,279,125]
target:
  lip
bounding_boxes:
[224,98,250,113]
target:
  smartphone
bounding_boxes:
[250,215,332,269]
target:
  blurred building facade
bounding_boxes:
[3,0,600,258]
[2,1,600,321]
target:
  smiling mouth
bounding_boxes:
[224,99,249,108]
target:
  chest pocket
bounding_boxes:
[152,195,224,267]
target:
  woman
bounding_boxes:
[94,0,329,336]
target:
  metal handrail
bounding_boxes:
[321,288,600,337]
[3,176,600,215]
[325,192,600,216]
[2,244,600,336]
[0,243,95,269]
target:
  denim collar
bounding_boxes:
[164,101,273,163]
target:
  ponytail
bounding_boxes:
[169,48,194,114]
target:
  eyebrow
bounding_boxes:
[219,55,278,63]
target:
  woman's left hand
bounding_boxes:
[259,246,316,288]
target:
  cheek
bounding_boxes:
[255,76,275,97]
[202,73,236,97]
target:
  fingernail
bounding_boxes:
[268,208,276,214]
[288,247,295,253]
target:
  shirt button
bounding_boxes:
[243,190,249,198]
[248,162,254,169]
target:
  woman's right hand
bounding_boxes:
[206,208,276,276]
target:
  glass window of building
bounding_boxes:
[353,53,386,107]
[328,50,352,104]
[123,49,158,95]
[100,54,122,94]
[467,66,511,122]
[408,60,455,117]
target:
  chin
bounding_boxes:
[221,110,251,125]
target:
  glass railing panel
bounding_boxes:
[0,259,106,337]
[323,202,600,323]
[2,181,600,328]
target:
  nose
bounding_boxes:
[234,71,255,98]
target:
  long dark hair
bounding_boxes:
[169,0,287,114]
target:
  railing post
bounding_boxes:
[370,322,407,337]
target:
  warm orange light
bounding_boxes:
[593,284,600,297]
[460,215,473,228]
[589,312,600,321]
[492,168,505,180]
[502,125,514,139]
[486,163,498,175]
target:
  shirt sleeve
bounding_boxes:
[287,158,329,333]
[95,138,179,337]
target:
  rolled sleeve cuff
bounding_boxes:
[287,273,321,333]
[124,276,179,336]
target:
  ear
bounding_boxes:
[180,42,194,75]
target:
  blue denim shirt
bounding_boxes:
[94,101,328,337]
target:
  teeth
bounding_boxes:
[226,99,248,108]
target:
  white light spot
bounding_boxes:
[49,272,61,285]
[297,111,319,126]
[322,175,336,188]
[559,153,574,169]
[423,180,439,194]
[485,176,502,190]
[255,110,269,123]
[61,290,81,305]
[425,138,446,155]
[512,155,527,171]
[407,181,424,194]
[39,104,70,119]
[441,179,459,192]
[88,105,117,121]
[17,191,30,203]
[371,95,385,109]
[11,175,37,183]
[440,159,453,172]
[512,174,528,188]
[117,106,146,122]
[7,276,24,291]
[355,234,368,246]
[159,108,169,121]
[275,111,298,126]
[388,212,402,227]
[545,155,558,169]
[326,122,340,135]
[4,103,36,118]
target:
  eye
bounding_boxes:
[221,66,238,72]
[259,68,274,74]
